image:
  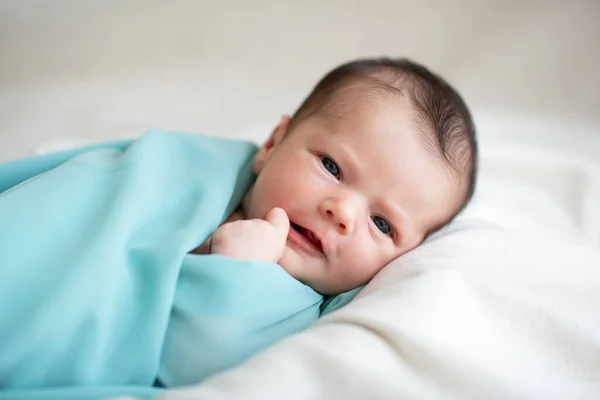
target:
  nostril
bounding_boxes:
[326,210,333,217]
[339,223,346,231]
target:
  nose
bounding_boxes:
[318,196,357,235]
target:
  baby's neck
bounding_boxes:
[226,208,245,223]
[239,186,253,220]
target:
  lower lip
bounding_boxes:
[287,226,323,256]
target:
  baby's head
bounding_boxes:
[243,57,477,295]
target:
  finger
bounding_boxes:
[265,207,290,234]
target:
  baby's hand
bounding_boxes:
[210,207,290,263]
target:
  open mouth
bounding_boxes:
[290,222,323,253]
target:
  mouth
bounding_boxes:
[289,222,324,254]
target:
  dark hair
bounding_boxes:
[290,57,478,232]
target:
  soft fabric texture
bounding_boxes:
[113,117,600,400]
[0,131,346,399]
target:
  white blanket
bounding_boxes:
[128,114,600,400]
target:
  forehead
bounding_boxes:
[297,93,460,230]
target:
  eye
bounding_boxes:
[320,156,341,180]
[372,216,393,236]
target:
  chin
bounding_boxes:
[278,248,318,288]
[277,249,303,277]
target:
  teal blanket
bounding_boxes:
[0,131,357,399]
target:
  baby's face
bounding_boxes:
[243,97,460,294]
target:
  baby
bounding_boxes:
[204,57,477,294]
[0,57,476,398]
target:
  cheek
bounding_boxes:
[252,160,318,214]
[338,235,385,283]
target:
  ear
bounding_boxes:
[253,115,291,173]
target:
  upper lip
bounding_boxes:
[290,221,325,254]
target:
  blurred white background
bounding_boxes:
[1,0,599,161]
